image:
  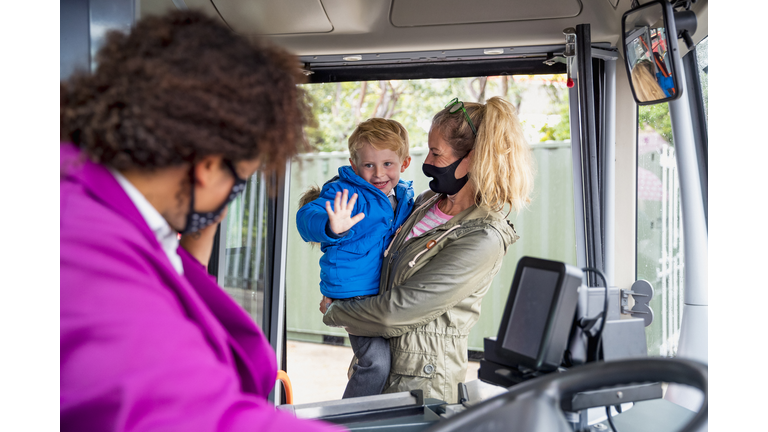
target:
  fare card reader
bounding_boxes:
[480,257,583,386]
[495,257,583,371]
[478,257,662,429]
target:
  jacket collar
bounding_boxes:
[61,143,159,249]
[110,167,184,275]
[61,143,272,395]
[411,190,517,244]
[414,190,507,227]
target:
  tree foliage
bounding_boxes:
[300,75,569,152]
[639,103,673,145]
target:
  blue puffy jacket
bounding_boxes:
[655,72,674,98]
[296,166,415,298]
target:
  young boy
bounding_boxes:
[296,118,414,398]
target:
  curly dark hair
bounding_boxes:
[61,10,310,173]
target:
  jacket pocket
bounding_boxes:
[390,350,437,378]
[333,248,366,280]
[388,350,438,398]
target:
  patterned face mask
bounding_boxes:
[181,160,247,234]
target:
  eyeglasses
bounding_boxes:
[445,97,477,137]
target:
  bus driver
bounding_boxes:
[60,10,341,432]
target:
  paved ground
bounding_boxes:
[286,340,480,405]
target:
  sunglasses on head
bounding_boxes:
[445,97,477,137]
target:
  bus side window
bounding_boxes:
[218,173,270,329]
[695,37,708,129]
[636,35,706,359]
[636,99,681,357]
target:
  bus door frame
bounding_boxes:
[663,40,709,412]
[265,168,292,403]
[230,40,629,403]
[568,24,620,287]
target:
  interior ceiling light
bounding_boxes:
[483,48,505,55]
[342,55,363,61]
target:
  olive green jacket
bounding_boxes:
[323,190,518,403]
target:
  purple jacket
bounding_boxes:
[60,144,341,431]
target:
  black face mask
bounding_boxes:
[181,160,247,234]
[422,152,469,195]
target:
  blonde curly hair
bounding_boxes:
[431,96,534,212]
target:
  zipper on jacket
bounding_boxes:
[380,194,441,290]
[383,194,439,258]
[383,225,402,257]
[407,225,462,268]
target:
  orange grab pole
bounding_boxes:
[277,370,293,405]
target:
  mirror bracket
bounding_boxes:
[674,10,697,49]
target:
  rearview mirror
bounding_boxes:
[622,0,683,105]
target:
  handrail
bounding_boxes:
[277,370,294,405]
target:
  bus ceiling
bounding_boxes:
[137,0,707,58]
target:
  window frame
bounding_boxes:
[682,40,708,230]
[632,36,709,358]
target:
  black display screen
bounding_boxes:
[499,267,560,359]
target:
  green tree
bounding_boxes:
[538,77,570,142]
[302,79,467,152]
[539,102,570,142]
[639,103,673,145]
[301,75,567,152]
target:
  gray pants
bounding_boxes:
[343,335,391,399]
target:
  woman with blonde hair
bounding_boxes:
[632,59,668,102]
[320,96,534,403]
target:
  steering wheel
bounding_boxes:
[425,358,707,432]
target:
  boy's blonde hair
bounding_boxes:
[348,118,410,163]
[431,96,534,213]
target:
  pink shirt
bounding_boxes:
[405,200,454,241]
